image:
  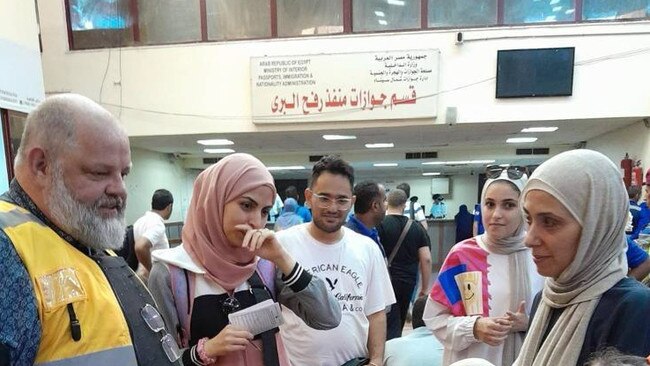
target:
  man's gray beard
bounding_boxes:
[48,171,126,251]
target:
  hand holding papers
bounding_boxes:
[228,299,284,336]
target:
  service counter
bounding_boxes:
[425,218,456,271]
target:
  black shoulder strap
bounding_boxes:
[92,252,180,365]
[248,271,279,366]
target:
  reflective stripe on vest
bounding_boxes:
[0,201,137,365]
[36,346,136,366]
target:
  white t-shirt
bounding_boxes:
[423,236,544,366]
[403,203,426,222]
[277,224,396,366]
[133,211,169,252]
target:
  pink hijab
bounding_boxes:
[183,153,276,291]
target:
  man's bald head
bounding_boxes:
[14,94,131,250]
[15,94,125,167]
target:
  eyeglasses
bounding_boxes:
[221,296,240,315]
[485,165,527,180]
[141,304,182,362]
[309,191,353,211]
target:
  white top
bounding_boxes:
[423,237,544,366]
[134,211,169,251]
[276,224,395,366]
[403,203,426,222]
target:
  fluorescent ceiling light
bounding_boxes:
[387,0,405,5]
[507,137,538,143]
[203,148,235,154]
[365,143,394,148]
[471,159,496,164]
[323,134,357,140]
[373,163,398,167]
[552,6,562,12]
[378,19,388,25]
[549,0,560,4]
[565,9,575,14]
[545,15,556,21]
[422,160,495,165]
[422,172,441,176]
[197,139,234,146]
[521,127,558,133]
[267,166,305,171]
[374,10,385,17]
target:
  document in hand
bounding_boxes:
[228,299,284,336]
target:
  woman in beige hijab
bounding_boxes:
[515,149,650,366]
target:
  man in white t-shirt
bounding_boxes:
[396,182,428,230]
[276,156,395,366]
[134,189,173,279]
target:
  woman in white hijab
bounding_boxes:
[515,149,650,366]
[425,168,543,366]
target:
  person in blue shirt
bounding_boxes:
[285,185,312,223]
[628,185,643,237]
[345,181,387,257]
[384,296,443,366]
[430,194,447,219]
[637,186,650,239]
[472,203,484,236]
[626,236,650,281]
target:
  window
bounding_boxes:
[277,0,343,36]
[428,0,497,27]
[138,0,201,45]
[504,0,576,24]
[206,0,271,41]
[1,110,27,180]
[583,0,649,20]
[68,0,134,49]
[353,0,420,32]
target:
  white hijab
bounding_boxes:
[480,171,530,365]
[514,149,628,366]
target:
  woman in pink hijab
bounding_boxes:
[148,153,340,366]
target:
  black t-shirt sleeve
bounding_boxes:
[528,290,542,332]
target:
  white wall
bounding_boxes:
[0,0,43,190]
[0,1,40,49]
[357,173,479,218]
[125,147,196,224]
[37,0,650,137]
[587,119,650,185]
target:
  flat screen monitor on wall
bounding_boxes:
[496,47,575,98]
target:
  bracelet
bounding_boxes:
[197,337,217,365]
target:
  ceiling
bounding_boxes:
[129,117,640,179]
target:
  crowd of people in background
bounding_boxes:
[3,95,650,366]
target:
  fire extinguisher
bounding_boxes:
[632,160,643,187]
[621,153,633,188]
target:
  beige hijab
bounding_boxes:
[514,149,628,366]
[480,171,530,365]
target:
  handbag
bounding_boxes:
[340,357,370,366]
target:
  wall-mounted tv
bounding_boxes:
[496,47,575,98]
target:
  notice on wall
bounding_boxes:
[251,49,440,123]
[0,39,45,113]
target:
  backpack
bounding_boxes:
[115,225,138,271]
[168,259,277,348]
